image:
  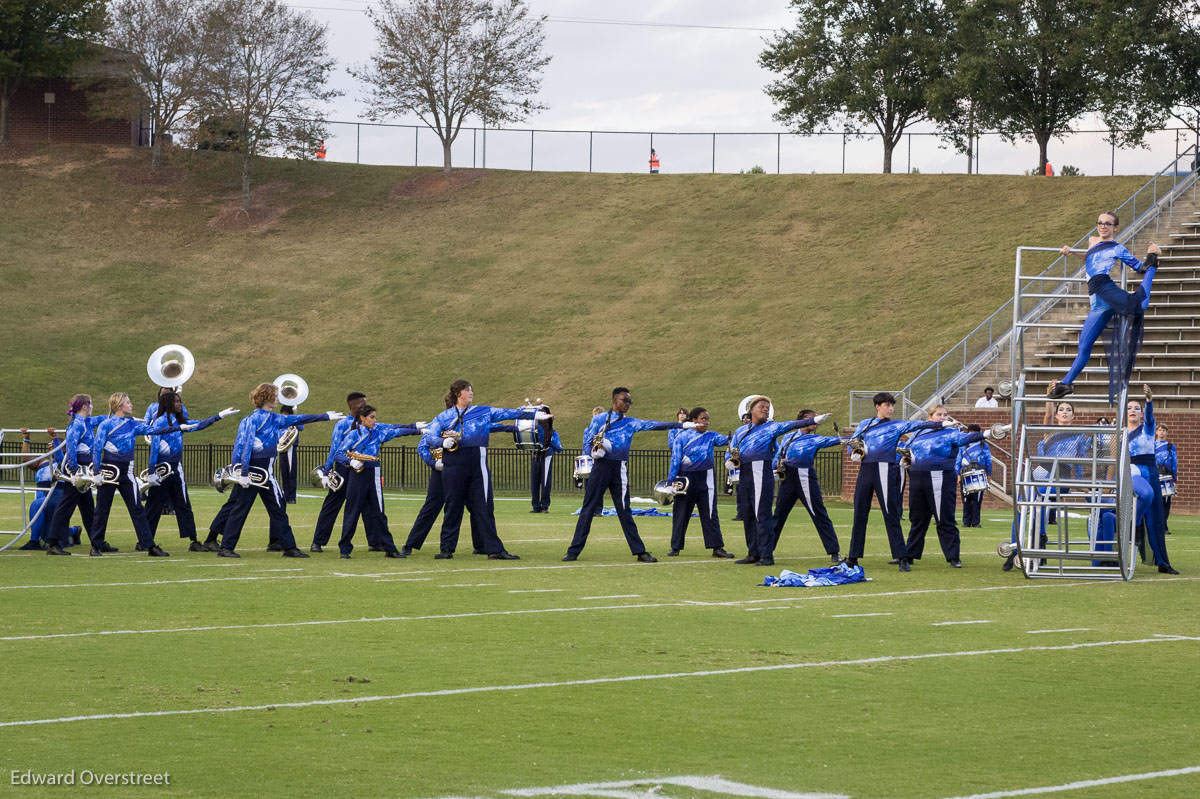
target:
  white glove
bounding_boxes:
[724,459,735,470]
[850,452,863,462]
[434,459,443,471]
[593,447,606,459]
[534,410,553,421]
[415,421,428,431]
[941,420,957,428]
[147,473,162,487]
[442,437,457,449]
[320,475,331,490]
[326,411,346,422]
[238,475,251,488]
[219,407,239,419]
[814,413,832,424]
[181,423,198,432]
[349,458,364,471]
[681,421,699,430]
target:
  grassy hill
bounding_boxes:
[0,144,1146,438]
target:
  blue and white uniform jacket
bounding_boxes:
[728,419,816,465]
[147,412,222,468]
[418,424,519,468]
[905,428,985,473]
[62,414,105,473]
[234,409,331,472]
[323,415,356,472]
[1126,400,1157,462]
[334,423,423,466]
[144,401,187,424]
[93,415,182,468]
[1085,241,1144,311]
[1155,440,1177,476]
[957,440,993,476]
[849,418,943,464]
[774,433,843,471]
[668,430,730,480]
[583,412,682,462]
[427,405,535,449]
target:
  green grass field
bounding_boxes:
[2,489,1197,798]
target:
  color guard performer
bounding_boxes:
[1121,385,1177,573]
[565,388,692,562]
[771,409,845,564]
[665,407,734,558]
[46,395,103,553]
[218,382,343,558]
[18,428,79,551]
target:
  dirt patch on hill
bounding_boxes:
[114,164,185,186]
[391,168,485,198]
[208,205,284,231]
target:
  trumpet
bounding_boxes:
[212,464,271,493]
[346,450,380,472]
[137,463,175,498]
[441,429,463,452]
[310,466,345,492]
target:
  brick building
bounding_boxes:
[5,74,145,147]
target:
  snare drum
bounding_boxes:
[727,467,740,484]
[573,455,594,479]
[513,418,540,451]
[962,467,988,495]
[1160,472,1177,497]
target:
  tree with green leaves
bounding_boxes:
[0,0,106,142]
[192,0,340,211]
[760,0,956,174]
[352,0,550,172]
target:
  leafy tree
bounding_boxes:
[760,0,956,173]
[0,0,105,142]
[193,0,339,211]
[352,0,550,172]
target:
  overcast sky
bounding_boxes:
[287,0,1195,175]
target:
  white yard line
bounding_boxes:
[0,635,1192,729]
[931,620,995,626]
[508,589,564,594]
[831,612,894,618]
[580,595,641,600]
[935,765,1200,799]
[1026,628,1092,634]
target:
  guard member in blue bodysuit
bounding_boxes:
[144,391,234,550]
[530,419,562,513]
[1049,212,1160,400]
[219,382,342,557]
[90,393,188,556]
[309,392,368,552]
[18,429,80,550]
[426,379,547,560]
[333,405,423,558]
[847,392,952,566]
[957,426,992,528]
[728,396,829,567]
[902,406,990,571]
[1155,425,1177,534]
[1122,385,1177,573]
[564,387,689,562]
[666,407,734,558]
[771,409,845,564]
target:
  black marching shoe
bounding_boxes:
[217,548,241,558]
[734,556,759,564]
[282,547,310,559]
[266,542,284,552]
[135,543,147,552]
[434,551,454,560]
[561,554,578,562]
[1159,564,1180,575]
[949,558,963,568]
[47,544,72,556]
[96,542,119,553]
[712,548,735,559]
[1001,553,1016,571]
[888,559,900,565]
[472,548,486,555]
[385,550,405,558]
[758,557,775,566]
[529,508,540,513]
[188,540,207,552]
[899,559,912,572]
[147,545,170,557]
[831,553,842,565]
[89,548,103,557]
[310,544,324,553]
[203,538,222,552]
[667,549,681,556]
[635,552,658,563]
[489,551,520,560]
[340,553,351,559]
[1048,381,1074,400]
[400,546,412,556]
[368,545,385,552]
[18,539,43,551]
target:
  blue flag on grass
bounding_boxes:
[762,562,867,587]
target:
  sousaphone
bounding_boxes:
[274,374,309,453]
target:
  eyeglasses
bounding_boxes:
[1096,220,1116,227]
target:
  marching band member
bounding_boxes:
[771,410,844,564]
[277,404,301,504]
[89,393,188,556]
[901,406,990,571]
[728,397,829,567]
[400,423,517,556]
[335,405,423,558]
[45,395,103,553]
[1050,212,1159,400]
[310,392,368,552]
[956,425,992,528]
[666,408,688,450]
[730,411,751,519]
[588,406,606,516]
[145,386,184,517]
[529,418,562,513]
[144,391,235,550]
[425,380,547,560]
[846,392,952,568]
[564,387,689,563]
[218,382,343,558]
[1121,385,1177,573]
[18,428,80,551]
[665,407,734,558]
[1155,424,1177,534]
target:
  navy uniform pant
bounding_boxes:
[312,463,374,546]
[737,461,776,560]
[850,460,906,560]
[221,458,297,551]
[773,464,840,556]
[405,468,485,551]
[961,482,983,526]
[339,466,397,554]
[279,444,298,504]
[439,446,506,555]
[92,460,156,549]
[48,480,95,546]
[531,452,554,511]
[670,469,724,551]
[145,461,198,540]
[905,469,961,562]
[567,457,648,557]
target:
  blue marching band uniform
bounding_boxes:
[772,428,845,563]
[46,412,104,551]
[530,425,563,513]
[1155,438,1177,534]
[667,428,731,556]
[19,435,82,550]
[900,426,985,569]
[1125,400,1174,571]
[957,438,992,528]
[333,420,422,557]
[145,406,224,548]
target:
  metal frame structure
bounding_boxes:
[0,429,68,552]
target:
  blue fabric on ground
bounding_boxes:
[762,562,867,587]
[572,507,672,517]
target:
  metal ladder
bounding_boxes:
[1002,248,1137,580]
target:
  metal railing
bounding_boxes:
[900,145,1200,410]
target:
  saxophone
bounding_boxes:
[590,414,613,456]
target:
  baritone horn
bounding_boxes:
[147,344,196,389]
[138,463,175,498]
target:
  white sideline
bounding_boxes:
[936,764,1200,799]
[0,635,1192,728]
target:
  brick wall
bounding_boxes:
[6,77,142,146]
[839,407,1200,513]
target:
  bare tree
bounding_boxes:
[83,0,205,170]
[352,0,550,172]
[193,0,339,211]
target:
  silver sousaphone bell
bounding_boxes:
[274,374,308,453]
[148,344,196,389]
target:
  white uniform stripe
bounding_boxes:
[618,462,628,510]
[705,469,715,519]
[931,470,944,522]
[374,469,384,512]
[480,447,490,503]
[751,461,765,515]
[542,454,553,484]
[179,464,188,505]
[878,462,889,507]
[798,466,813,508]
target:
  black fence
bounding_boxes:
[1,441,842,497]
